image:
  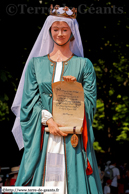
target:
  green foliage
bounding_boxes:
[91,3,129,152]
[0,69,16,122]
[93,141,105,153]
[93,99,105,131]
[0,98,9,122]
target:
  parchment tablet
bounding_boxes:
[52,81,84,129]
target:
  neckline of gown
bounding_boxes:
[47,53,74,63]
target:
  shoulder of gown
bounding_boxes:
[74,55,93,62]
[72,55,95,71]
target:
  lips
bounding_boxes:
[57,37,65,40]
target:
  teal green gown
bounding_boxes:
[14,55,103,194]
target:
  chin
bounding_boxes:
[55,38,68,45]
[56,40,68,45]
[57,42,66,45]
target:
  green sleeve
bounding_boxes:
[19,58,44,185]
[82,58,97,124]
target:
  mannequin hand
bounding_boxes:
[63,75,76,82]
[46,118,68,137]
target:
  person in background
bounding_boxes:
[109,158,120,194]
[0,177,2,194]
[98,158,105,189]
[104,179,112,194]
[5,166,19,186]
[124,164,129,194]
[0,167,3,194]
[117,161,125,194]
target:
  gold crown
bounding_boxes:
[50,5,77,19]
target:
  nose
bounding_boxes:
[58,30,63,36]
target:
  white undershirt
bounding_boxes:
[43,62,67,194]
[54,61,62,82]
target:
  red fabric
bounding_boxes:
[86,159,93,175]
[10,178,16,186]
[40,125,45,151]
[4,179,16,194]
[82,110,93,175]
[82,111,88,152]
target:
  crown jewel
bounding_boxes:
[50,5,77,19]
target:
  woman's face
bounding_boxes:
[51,21,71,45]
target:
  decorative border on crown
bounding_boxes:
[50,5,77,19]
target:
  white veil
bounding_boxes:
[11,13,84,150]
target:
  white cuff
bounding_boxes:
[41,110,53,125]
